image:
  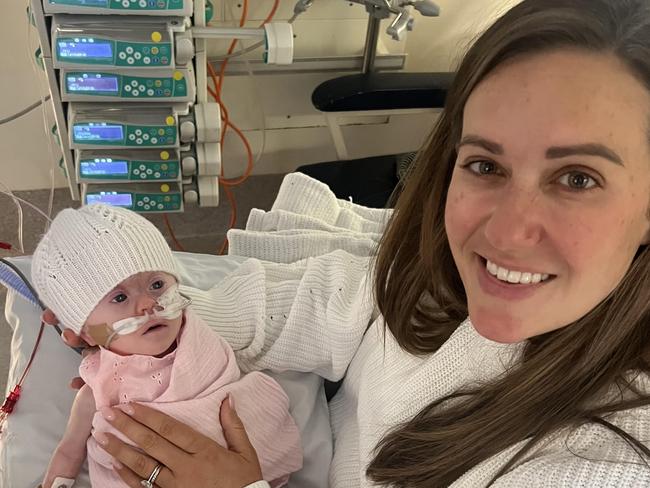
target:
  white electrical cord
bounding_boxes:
[245,58,267,168]
[0,182,26,253]
[0,96,51,125]
[225,1,267,170]
[0,190,54,224]
[26,0,58,226]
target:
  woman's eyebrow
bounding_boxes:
[546,143,623,166]
[456,135,624,166]
[456,135,503,155]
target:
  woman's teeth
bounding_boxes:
[486,259,550,284]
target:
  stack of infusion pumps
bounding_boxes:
[31,0,222,212]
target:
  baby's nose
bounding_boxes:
[137,294,157,314]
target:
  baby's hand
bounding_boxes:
[40,443,84,488]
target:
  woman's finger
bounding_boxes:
[114,458,172,488]
[100,406,187,470]
[95,431,175,488]
[69,377,86,390]
[113,463,146,488]
[219,395,257,460]
[61,328,86,348]
[116,403,213,455]
[42,308,58,325]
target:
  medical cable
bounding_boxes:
[0,95,51,126]
[26,1,58,224]
[211,0,253,253]
[0,181,26,253]
[163,214,186,252]
[0,258,70,435]
[208,40,265,62]
[0,188,54,254]
[0,190,53,223]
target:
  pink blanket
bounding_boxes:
[80,309,302,487]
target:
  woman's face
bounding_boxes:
[445,50,650,343]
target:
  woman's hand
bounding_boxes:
[42,309,91,389]
[93,396,264,488]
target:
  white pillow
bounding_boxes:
[0,253,331,488]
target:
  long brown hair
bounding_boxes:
[368,0,650,486]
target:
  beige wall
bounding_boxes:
[0,1,520,191]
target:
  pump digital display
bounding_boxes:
[67,74,119,93]
[58,40,113,59]
[73,125,124,141]
[50,0,109,6]
[86,192,133,207]
[80,160,129,175]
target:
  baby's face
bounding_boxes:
[83,271,183,356]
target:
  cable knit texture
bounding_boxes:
[188,173,650,487]
[81,310,302,488]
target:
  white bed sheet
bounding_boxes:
[0,253,332,488]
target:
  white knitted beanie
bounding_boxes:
[31,203,179,334]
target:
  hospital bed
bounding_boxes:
[0,252,332,488]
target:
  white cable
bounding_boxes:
[0,190,53,223]
[26,0,58,227]
[0,182,25,253]
[226,1,267,171]
[244,58,267,167]
[0,96,51,125]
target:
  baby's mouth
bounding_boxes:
[142,323,167,334]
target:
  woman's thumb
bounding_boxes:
[220,395,255,457]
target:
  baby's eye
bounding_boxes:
[111,293,128,303]
[151,280,165,290]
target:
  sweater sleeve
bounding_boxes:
[491,456,650,487]
[179,249,374,381]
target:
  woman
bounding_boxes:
[77,0,650,486]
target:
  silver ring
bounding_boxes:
[140,463,163,488]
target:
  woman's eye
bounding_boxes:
[558,172,597,190]
[111,293,128,303]
[466,160,499,175]
[151,280,165,290]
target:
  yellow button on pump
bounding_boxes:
[160,184,170,193]
[151,32,162,43]
[173,71,184,81]
[165,116,175,126]
[160,151,170,160]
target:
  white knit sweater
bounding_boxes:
[182,173,650,487]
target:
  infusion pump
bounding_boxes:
[31,0,294,211]
[44,0,193,16]
[31,0,220,210]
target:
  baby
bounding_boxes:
[32,203,302,488]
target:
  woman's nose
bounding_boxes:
[484,186,545,252]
